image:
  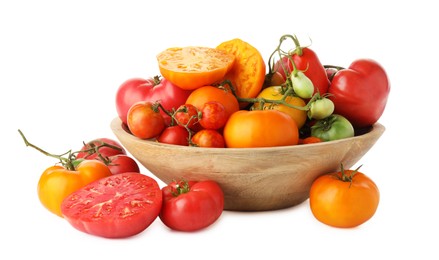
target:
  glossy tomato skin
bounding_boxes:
[38,160,112,217]
[160,180,224,232]
[311,114,354,141]
[127,101,165,139]
[191,129,225,148]
[107,154,140,175]
[275,48,330,95]
[116,77,192,125]
[199,101,228,130]
[61,172,162,238]
[157,125,190,146]
[328,59,390,128]
[186,86,240,121]
[310,169,380,228]
[76,138,126,160]
[223,110,299,148]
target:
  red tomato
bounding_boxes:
[61,172,163,238]
[76,138,125,160]
[223,110,299,148]
[115,76,192,125]
[106,154,140,175]
[127,101,165,139]
[173,104,200,130]
[199,101,228,130]
[160,180,224,232]
[310,165,380,228]
[157,125,190,146]
[328,59,390,128]
[191,129,225,148]
[274,44,329,95]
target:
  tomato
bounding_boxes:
[156,46,235,90]
[186,86,239,120]
[263,71,285,89]
[254,86,307,129]
[160,180,224,232]
[311,114,354,141]
[38,160,112,217]
[307,96,335,120]
[76,137,126,160]
[328,59,390,128]
[173,104,201,130]
[61,172,162,238]
[106,154,140,175]
[217,38,266,107]
[223,110,299,148]
[299,136,322,144]
[127,101,165,139]
[199,101,228,130]
[115,76,192,125]
[191,129,225,148]
[274,36,329,95]
[157,125,190,146]
[309,165,380,228]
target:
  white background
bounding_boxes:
[1,0,438,259]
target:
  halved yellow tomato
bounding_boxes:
[253,86,307,129]
[216,38,266,107]
[157,46,235,90]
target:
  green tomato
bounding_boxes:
[308,97,335,120]
[311,114,354,141]
[290,71,314,99]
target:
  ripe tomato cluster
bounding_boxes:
[116,34,390,148]
[20,131,225,238]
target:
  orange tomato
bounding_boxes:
[223,110,299,148]
[216,38,266,107]
[156,46,235,90]
[38,160,112,217]
[254,86,307,129]
[299,136,322,144]
[309,165,380,228]
[185,86,240,120]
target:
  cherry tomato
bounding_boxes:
[115,76,192,125]
[156,46,235,90]
[76,137,125,160]
[223,110,299,148]
[307,96,335,120]
[310,165,380,228]
[328,59,390,128]
[38,160,112,217]
[185,85,239,121]
[291,70,314,99]
[160,180,224,232]
[311,114,354,141]
[173,104,200,130]
[127,101,165,139]
[106,154,140,175]
[217,38,266,107]
[299,136,322,144]
[199,101,228,130]
[191,129,225,148]
[61,172,163,238]
[157,125,190,146]
[254,86,307,129]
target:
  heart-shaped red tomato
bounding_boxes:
[328,59,390,128]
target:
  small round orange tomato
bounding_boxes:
[38,160,112,217]
[254,86,307,129]
[127,101,165,139]
[217,38,266,107]
[185,86,239,120]
[223,110,299,148]
[156,46,235,90]
[309,166,380,228]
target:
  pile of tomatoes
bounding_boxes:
[116,35,390,148]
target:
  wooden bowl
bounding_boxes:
[110,117,385,211]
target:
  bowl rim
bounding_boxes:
[110,117,386,152]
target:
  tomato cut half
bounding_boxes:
[157,46,235,90]
[61,172,162,238]
[216,38,266,106]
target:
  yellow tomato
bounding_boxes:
[253,86,307,128]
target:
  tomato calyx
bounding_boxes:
[170,180,191,197]
[335,164,363,188]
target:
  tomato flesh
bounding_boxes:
[61,172,162,238]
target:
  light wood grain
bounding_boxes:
[111,117,385,211]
